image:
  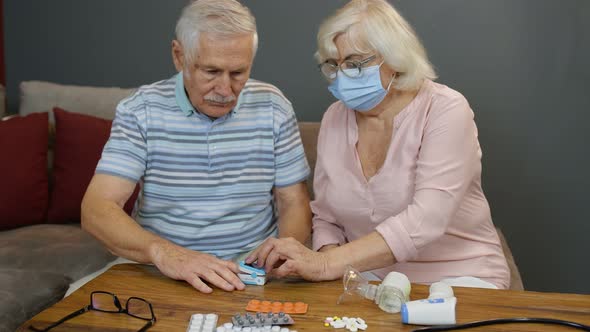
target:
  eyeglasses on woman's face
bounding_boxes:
[318,54,377,81]
[28,291,156,332]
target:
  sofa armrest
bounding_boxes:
[0,84,5,118]
[496,227,524,290]
[298,122,320,199]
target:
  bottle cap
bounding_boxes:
[429,282,454,299]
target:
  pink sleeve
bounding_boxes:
[376,96,480,262]
[311,112,347,251]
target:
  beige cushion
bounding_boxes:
[19,81,135,122]
[496,228,524,290]
[298,122,320,199]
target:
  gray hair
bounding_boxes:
[315,0,436,91]
[175,0,258,66]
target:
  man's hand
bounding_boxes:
[246,237,336,282]
[150,241,245,293]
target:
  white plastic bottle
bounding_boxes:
[401,281,456,325]
[401,297,457,325]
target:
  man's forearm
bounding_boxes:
[278,206,312,243]
[275,182,312,244]
[81,197,167,264]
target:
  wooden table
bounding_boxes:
[19,264,590,331]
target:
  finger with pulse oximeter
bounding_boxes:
[237,261,267,286]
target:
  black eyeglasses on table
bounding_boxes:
[28,290,156,332]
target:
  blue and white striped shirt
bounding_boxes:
[96,73,310,259]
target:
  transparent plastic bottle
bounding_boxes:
[338,266,411,313]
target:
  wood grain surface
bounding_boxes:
[19,264,590,331]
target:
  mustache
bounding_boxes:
[204,94,236,104]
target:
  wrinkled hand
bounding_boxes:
[318,244,339,252]
[246,237,334,282]
[151,242,244,293]
[244,237,288,273]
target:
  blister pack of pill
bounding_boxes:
[217,325,296,332]
[246,300,308,314]
[231,312,294,327]
[186,313,218,332]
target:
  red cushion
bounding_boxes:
[47,108,138,223]
[0,113,49,230]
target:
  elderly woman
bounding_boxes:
[247,0,509,289]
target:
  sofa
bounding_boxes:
[0,81,523,332]
[0,85,5,118]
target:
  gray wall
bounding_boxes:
[4,0,589,294]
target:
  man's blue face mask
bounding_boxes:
[328,62,394,112]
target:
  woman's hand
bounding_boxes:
[318,244,339,252]
[246,237,338,281]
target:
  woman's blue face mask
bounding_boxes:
[328,62,394,112]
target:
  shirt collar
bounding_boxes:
[174,72,243,118]
[175,72,195,117]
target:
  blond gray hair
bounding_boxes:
[175,0,258,66]
[316,0,436,90]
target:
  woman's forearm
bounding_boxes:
[325,231,396,278]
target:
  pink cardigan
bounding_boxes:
[311,80,510,289]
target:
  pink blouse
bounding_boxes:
[311,80,510,289]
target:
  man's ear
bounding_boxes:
[171,40,184,72]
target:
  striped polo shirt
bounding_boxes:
[96,73,310,259]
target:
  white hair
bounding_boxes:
[175,0,258,66]
[315,0,436,91]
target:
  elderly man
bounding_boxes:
[81,0,311,293]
